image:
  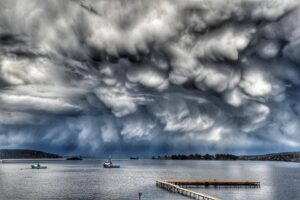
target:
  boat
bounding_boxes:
[103,156,120,168]
[31,162,47,169]
[130,157,139,160]
[66,156,82,160]
[0,160,3,163]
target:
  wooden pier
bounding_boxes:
[156,180,220,200]
[156,179,260,200]
[165,180,261,188]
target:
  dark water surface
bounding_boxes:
[0,160,299,200]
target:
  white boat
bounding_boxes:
[31,162,47,169]
[103,156,120,168]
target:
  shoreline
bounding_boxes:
[1,158,299,163]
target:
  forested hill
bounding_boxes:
[239,152,300,162]
[0,149,62,159]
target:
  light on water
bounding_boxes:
[0,160,300,200]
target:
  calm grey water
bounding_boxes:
[0,160,299,200]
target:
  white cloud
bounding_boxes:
[127,67,169,91]
[224,88,247,107]
[240,69,272,97]
[192,25,255,61]
[94,86,138,117]
[149,97,215,133]
[0,93,81,114]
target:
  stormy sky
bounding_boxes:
[0,0,300,157]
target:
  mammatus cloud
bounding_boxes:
[0,0,300,156]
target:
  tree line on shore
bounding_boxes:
[152,153,239,160]
[152,151,300,162]
[0,149,62,159]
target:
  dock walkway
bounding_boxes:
[156,180,220,200]
[156,179,260,200]
[165,180,260,188]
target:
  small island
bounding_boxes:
[66,156,83,160]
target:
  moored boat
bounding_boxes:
[103,156,120,168]
[31,162,47,169]
[66,156,82,160]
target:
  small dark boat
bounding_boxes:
[130,157,139,160]
[103,156,120,168]
[66,156,82,160]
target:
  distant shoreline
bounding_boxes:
[0,149,62,159]
[1,149,299,162]
[152,151,300,162]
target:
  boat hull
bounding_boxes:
[31,165,47,169]
[103,163,120,168]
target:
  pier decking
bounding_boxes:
[156,179,260,199]
[165,180,260,188]
[156,180,220,200]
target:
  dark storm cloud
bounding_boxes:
[0,0,300,156]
